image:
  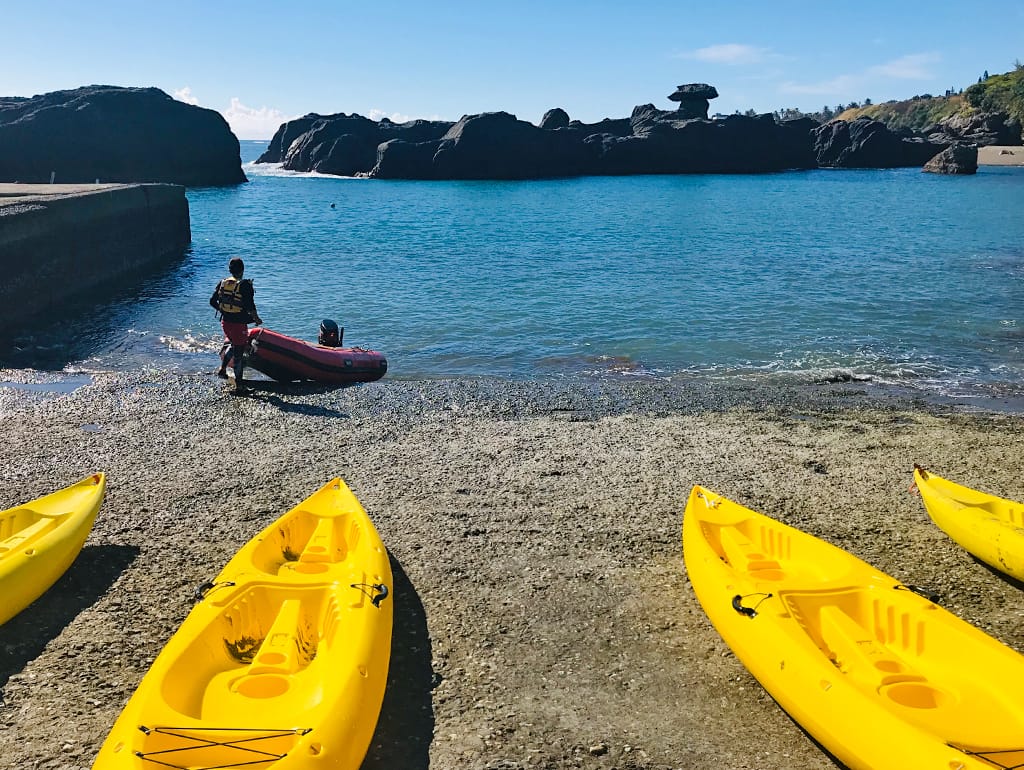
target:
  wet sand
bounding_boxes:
[0,372,1022,769]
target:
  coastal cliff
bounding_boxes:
[259,84,948,180]
[0,184,190,335]
[0,86,246,187]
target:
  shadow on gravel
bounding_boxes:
[234,380,352,418]
[0,544,139,689]
[972,555,1024,591]
[362,553,434,770]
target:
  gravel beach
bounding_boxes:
[1,371,1022,770]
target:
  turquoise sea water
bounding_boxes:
[6,139,1024,402]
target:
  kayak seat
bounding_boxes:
[718,526,785,581]
[817,604,929,693]
[231,599,315,699]
[297,515,347,564]
[0,508,59,555]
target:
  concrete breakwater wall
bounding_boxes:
[0,183,190,333]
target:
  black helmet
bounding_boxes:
[318,319,342,347]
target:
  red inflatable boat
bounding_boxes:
[245,327,388,384]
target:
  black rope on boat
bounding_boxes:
[895,583,941,604]
[194,580,236,602]
[351,582,390,607]
[731,592,773,618]
[948,743,1024,770]
[133,726,311,770]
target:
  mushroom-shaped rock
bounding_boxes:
[540,108,570,130]
[669,83,719,101]
[667,83,719,119]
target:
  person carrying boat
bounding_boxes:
[210,257,263,395]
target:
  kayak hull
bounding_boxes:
[93,478,393,770]
[914,466,1024,581]
[0,473,105,626]
[683,484,1024,770]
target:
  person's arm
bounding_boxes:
[243,281,262,325]
[209,281,221,310]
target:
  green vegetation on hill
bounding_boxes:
[767,64,1023,133]
[964,65,1024,125]
[836,94,966,132]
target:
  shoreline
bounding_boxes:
[5,364,1024,417]
[1,372,1023,768]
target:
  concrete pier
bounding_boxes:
[0,183,190,332]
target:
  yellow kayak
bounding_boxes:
[93,478,393,770]
[0,473,105,626]
[683,484,1024,770]
[914,466,1024,581]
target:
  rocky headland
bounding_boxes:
[259,83,951,180]
[0,86,246,187]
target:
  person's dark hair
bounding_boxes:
[228,257,245,277]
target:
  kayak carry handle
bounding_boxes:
[731,592,773,618]
[732,594,757,618]
[194,580,235,602]
[351,582,390,608]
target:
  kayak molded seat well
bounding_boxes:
[159,585,341,720]
[247,509,364,579]
[0,508,60,555]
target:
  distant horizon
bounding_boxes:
[3,1,1021,139]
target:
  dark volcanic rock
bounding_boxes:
[262,113,452,175]
[262,84,955,180]
[372,112,593,180]
[287,105,821,179]
[257,115,333,163]
[0,86,245,186]
[540,108,570,130]
[812,117,946,168]
[591,106,817,174]
[922,142,978,174]
[929,111,1022,146]
[668,83,719,119]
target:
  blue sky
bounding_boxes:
[3,1,1021,139]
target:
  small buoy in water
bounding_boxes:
[330,203,336,209]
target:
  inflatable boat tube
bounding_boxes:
[246,327,387,384]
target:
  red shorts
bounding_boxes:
[221,321,251,347]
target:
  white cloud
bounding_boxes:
[368,108,412,123]
[222,98,298,140]
[778,52,941,105]
[868,53,940,80]
[681,44,774,66]
[367,109,444,124]
[173,86,199,105]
